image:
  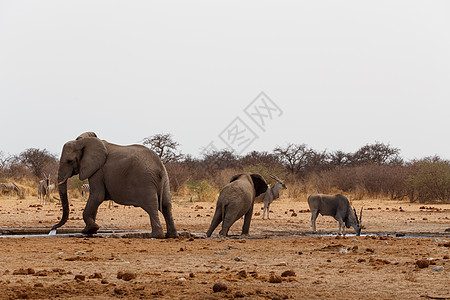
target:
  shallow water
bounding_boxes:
[0,229,448,239]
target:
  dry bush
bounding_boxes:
[165,161,190,193]
[211,168,240,188]
[284,174,307,200]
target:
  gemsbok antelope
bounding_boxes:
[260,175,287,219]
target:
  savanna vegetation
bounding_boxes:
[1,134,449,204]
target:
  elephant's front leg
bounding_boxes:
[82,180,105,235]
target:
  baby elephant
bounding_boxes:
[206,173,268,237]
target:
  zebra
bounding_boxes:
[81,183,89,201]
[0,182,22,199]
[81,183,113,208]
[38,175,51,205]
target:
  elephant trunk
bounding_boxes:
[51,178,70,231]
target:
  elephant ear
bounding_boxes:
[250,174,268,197]
[76,132,98,140]
[230,173,244,183]
[77,137,107,180]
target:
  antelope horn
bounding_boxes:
[270,174,284,184]
[353,207,359,223]
[58,178,68,185]
[359,207,363,223]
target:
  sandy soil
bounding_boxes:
[0,195,449,299]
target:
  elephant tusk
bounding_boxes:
[58,178,68,185]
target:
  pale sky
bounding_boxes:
[1,1,449,160]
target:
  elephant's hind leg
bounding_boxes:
[219,208,240,237]
[160,189,178,238]
[206,206,222,237]
[241,206,254,235]
[141,192,165,239]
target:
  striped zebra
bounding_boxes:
[0,182,21,199]
[38,175,50,205]
[81,183,89,201]
[81,183,113,208]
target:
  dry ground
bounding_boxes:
[0,195,449,299]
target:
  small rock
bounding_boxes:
[34,283,44,288]
[13,268,35,275]
[281,270,296,277]
[74,251,86,255]
[431,266,444,272]
[237,270,247,278]
[269,274,282,283]
[34,270,49,277]
[234,256,243,262]
[416,259,430,268]
[114,288,126,295]
[178,231,192,239]
[275,262,287,266]
[101,279,108,284]
[214,250,227,255]
[178,277,186,281]
[213,282,227,292]
[117,271,137,281]
[89,273,103,279]
[339,248,348,254]
[74,274,85,281]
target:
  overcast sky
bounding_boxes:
[1,1,449,160]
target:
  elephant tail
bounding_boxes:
[159,171,170,213]
[221,201,225,221]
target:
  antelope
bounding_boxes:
[48,183,55,195]
[260,175,287,219]
[0,183,21,199]
[38,175,51,205]
[307,194,363,236]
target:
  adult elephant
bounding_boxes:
[206,173,267,237]
[52,132,177,238]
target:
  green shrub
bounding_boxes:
[186,180,217,202]
[406,157,450,203]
